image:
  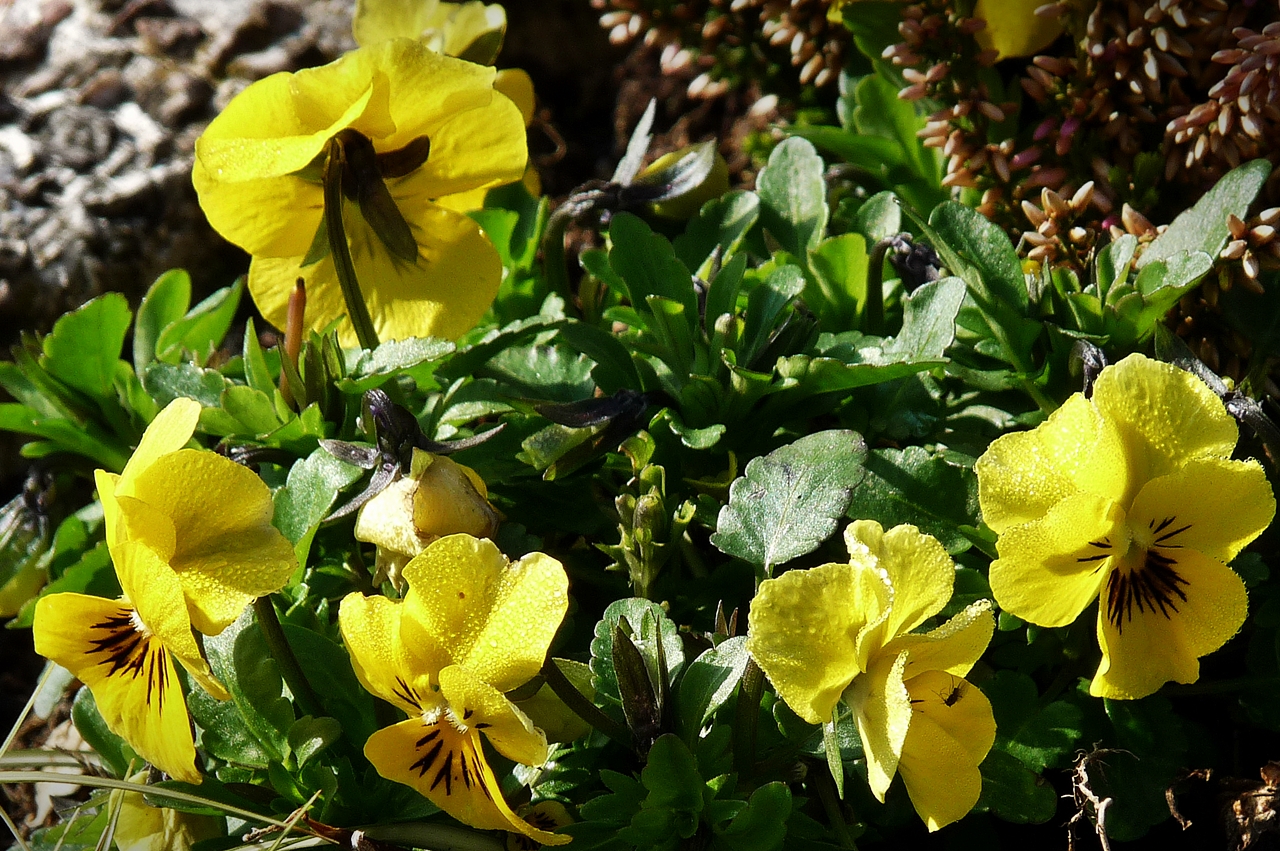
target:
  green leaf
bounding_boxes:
[845,446,979,554]
[739,265,806,368]
[676,636,749,739]
[1137,158,1271,269]
[704,253,747,333]
[142,362,230,408]
[71,686,138,778]
[674,190,761,275]
[853,190,903,243]
[807,233,869,330]
[286,716,342,769]
[756,137,829,257]
[850,74,935,185]
[609,212,698,322]
[884,276,966,358]
[280,623,377,749]
[221,385,282,435]
[186,684,276,769]
[974,749,1058,824]
[134,269,191,373]
[713,782,791,851]
[711,430,867,572]
[156,279,243,364]
[641,734,705,814]
[789,126,902,174]
[1097,696,1189,841]
[203,611,294,765]
[483,342,596,402]
[654,407,726,451]
[242,318,277,396]
[273,448,363,563]
[590,598,685,704]
[41,293,132,400]
[929,202,1027,312]
[1095,234,1137,303]
[558,319,644,393]
[0,404,131,471]
[337,336,454,394]
[981,671,1083,773]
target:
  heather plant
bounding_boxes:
[2,2,1279,850]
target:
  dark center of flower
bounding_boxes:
[87,605,171,705]
[1103,515,1192,633]
[408,711,494,801]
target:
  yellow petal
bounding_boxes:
[989,491,1123,627]
[338,591,427,714]
[976,393,1127,534]
[365,716,570,844]
[113,494,177,564]
[495,69,535,125]
[905,670,996,765]
[1091,548,1248,699]
[438,2,506,62]
[129,450,296,636]
[439,664,548,767]
[353,0,445,46]
[514,658,594,745]
[746,562,876,725]
[1092,354,1239,497]
[115,540,228,701]
[374,40,521,183]
[895,681,991,831]
[248,202,502,346]
[355,475,423,559]
[191,165,323,259]
[847,651,911,801]
[33,593,200,783]
[96,470,123,547]
[196,48,396,177]
[846,521,955,642]
[114,790,222,851]
[412,455,499,541]
[892,600,994,681]
[1128,458,1275,565]
[118,398,201,491]
[972,0,1063,59]
[401,536,568,693]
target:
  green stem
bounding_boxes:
[254,597,324,720]
[814,765,858,850]
[323,135,380,351]
[540,658,633,749]
[733,658,764,779]
[865,238,892,336]
[0,772,292,829]
[540,206,574,306]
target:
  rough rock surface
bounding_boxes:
[0,0,356,346]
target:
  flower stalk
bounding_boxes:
[323,134,381,351]
[253,596,324,721]
[539,656,633,749]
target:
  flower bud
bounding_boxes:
[355,449,500,588]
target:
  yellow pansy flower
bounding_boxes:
[192,38,527,347]
[354,448,500,590]
[747,521,996,831]
[976,354,1275,699]
[338,534,571,845]
[354,0,507,64]
[33,398,297,783]
[114,773,222,851]
[972,0,1063,60]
